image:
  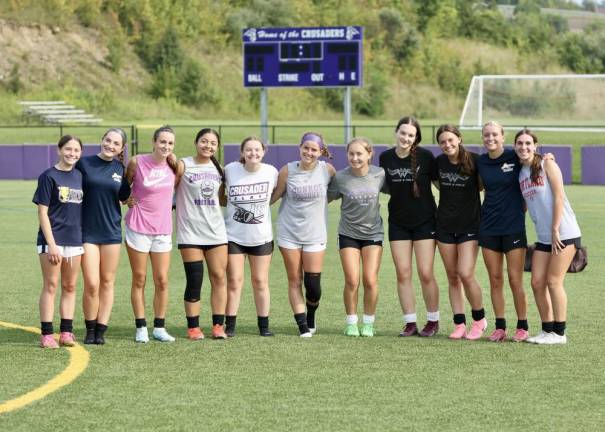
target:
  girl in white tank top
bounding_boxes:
[515,129,581,345]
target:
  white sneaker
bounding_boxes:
[300,331,313,338]
[152,327,175,342]
[135,327,149,343]
[527,331,550,344]
[538,332,567,345]
[309,327,317,335]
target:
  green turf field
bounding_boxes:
[1,181,604,431]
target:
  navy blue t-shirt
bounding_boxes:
[32,167,83,247]
[476,149,525,236]
[76,155,130,244]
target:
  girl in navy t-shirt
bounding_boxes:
[476,121,529,342]
[77,128,130,345]
[33,135,84,349]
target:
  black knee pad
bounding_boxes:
[304,272,321,303]
[183,260,204,302]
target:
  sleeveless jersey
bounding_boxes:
[175,157,227,245]
[277,160,331,244]
[519,161,581,244]
[125,154,175,235]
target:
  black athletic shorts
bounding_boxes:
[178,243,227,251]
[534,237,581,253]
[436,231,479,245]
[338,234,383,250]
[228,241,274,256]
[479,232,527,253]
[389,220,436,242]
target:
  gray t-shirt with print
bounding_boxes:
[328,165,385,241]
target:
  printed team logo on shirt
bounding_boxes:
[386,167,417,182]
[194,181,216,206]
[344,188,377,207]
[289,183,324,201]
[143,167,170,188]
[500,162,515,173]
[57,186,83,203]
[519,174,544,201]
[112,173,122,183]
[229,181,269,224]
[440,171,469,186]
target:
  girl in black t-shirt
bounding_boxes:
[379,116,440,337]
[435,125,486,341]
[33,135,84,349]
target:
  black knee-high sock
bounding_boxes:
[306,302,318,329]
[294,313,309,335]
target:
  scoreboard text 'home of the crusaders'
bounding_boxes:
[242,26,363,88]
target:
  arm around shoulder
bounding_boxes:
[270,165,288,204]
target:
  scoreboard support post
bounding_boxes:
[260,87,269,144]
[344,86,352,145]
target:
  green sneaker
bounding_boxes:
[360,323,374,337]
[344,324,360,337]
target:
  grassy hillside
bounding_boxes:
[0,0,602,123]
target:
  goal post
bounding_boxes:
[459,74,605,132]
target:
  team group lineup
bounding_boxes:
[33,116,582,348]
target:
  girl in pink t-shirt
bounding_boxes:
[125,126,177,343]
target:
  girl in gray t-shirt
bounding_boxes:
[272,132,335,337]
[328,138,385,338]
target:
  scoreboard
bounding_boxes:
[242,26,363,88]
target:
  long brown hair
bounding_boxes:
[436,124,475,176]
[395,116,422,197]
[514,128,542,183]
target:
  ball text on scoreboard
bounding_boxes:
[242,26,363,88]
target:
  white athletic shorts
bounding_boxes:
[125,226,172,253]
[277,238,326,252]
[37,245,84,258]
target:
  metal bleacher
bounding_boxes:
[19,101,102,124]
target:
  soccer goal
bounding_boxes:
[459,74,605,133]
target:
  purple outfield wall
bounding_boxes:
[581,146,605,185]
[0,143,580,184]
[0,145,126,180]
[223,144,575,184]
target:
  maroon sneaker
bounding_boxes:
[398,322,418,337]
[419,320,439,337]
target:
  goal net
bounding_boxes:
[459,74,605,132]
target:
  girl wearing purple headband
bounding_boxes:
[271,131,335,337]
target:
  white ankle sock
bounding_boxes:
[362,314,375,324]
[427,311,440,322]
[403,313,417,323]
[346,314,358,325]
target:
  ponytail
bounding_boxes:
[410,144,420,198]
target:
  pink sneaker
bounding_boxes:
[59,332,76,347]
[449,323,466,340]
[466,318,487,340]
[512,328,529,342]
[40,334,59,349]
[488,328,507,342]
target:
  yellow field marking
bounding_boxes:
[0,321,90,415]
